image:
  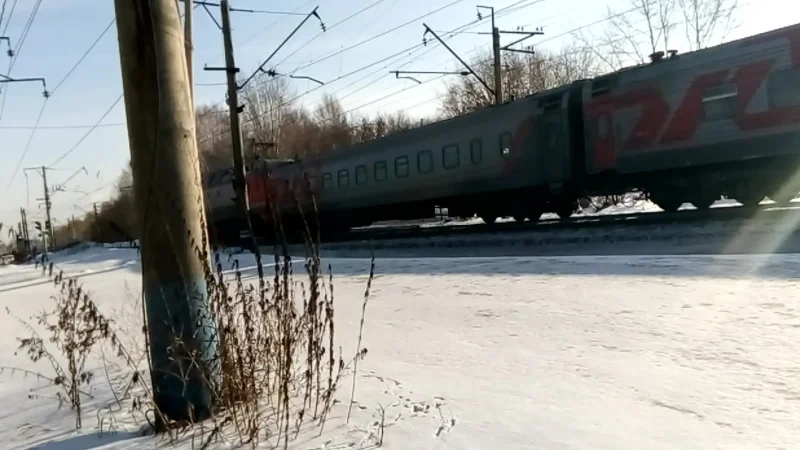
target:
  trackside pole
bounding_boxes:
[113,0,219,425]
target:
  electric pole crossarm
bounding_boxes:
[422,24,495,98]
[0,36,12,57]
[261,68,325,86]
[238,6,325,91]
[500,30,544,51]
[391,69,469,85]
[0,76,49,97]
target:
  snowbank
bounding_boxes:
[0,246,798,449]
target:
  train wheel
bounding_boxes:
[731,190,764,208]
[480,214,498,225]
[650,192,682,212]
[554,200,576,220]
[690,192,719,210]
[512,214,526,223]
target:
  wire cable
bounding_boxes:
[0,0,16,35]
[0,0,8,32]
[49,94,124,166]
[4,98,48,191]
[50,18,116,96]
[288,0,466,75]
[273,0,392,68]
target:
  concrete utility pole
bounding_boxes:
[20,208,30,254]
[114,0,218,426]
[219,0,249,218]
[41,166,55,249]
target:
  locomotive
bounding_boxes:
[204,22,800,243]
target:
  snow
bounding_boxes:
[0,245,799,449]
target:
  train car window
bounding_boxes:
[355,165,368,185]
[322,173,332,189]
[768,68,800,108]
[374,161,388,181]
[499,132,512,157]
[470,139,482,164]
[337,169,349,187]
[443,144,459,169]
[702,83,738,121]
[418,150,434,173]
[395,156,409,178]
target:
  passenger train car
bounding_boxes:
[204,22,800,243]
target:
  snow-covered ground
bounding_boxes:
[0,246,799,449]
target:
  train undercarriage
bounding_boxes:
[208,154,800,247]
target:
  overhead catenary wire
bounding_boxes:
[272,0,392,69]
[4,97,48,191]
[8,0,43,72]
[48,93,124,166]
[199,0,541,146]
[0,0,8,32]
[201,0,316,64]
[0,0,41,121]
[49,18,116,96]
[0,0,16,35]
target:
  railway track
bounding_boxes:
[335,201,800,244]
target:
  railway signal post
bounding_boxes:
[114,0,218,426]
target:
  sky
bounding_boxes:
[0,0,798,234]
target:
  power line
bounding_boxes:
[49,93,123,166]
[201,0,316,65]
[286,0,468,75]
[50,18,116,96]
[0,0,8,32]
[9,0,42,71]
[286,0,541,112]
[272,0,392,68]
[0,122,125,130]
[0,0,41,121]
[4,97,48,191]
[201,0,539,146]
[0,0,16,35]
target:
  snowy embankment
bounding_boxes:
[0,245,798,449]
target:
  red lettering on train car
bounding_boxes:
[589,24,800,166]
[586,87,669,169]
[659,70,729,143]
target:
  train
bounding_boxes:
[203,22,800,244]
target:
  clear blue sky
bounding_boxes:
[0,0,797,233]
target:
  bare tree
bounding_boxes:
[195,104,232,173]
[577,0,738,72]
[678,0,738,50]
[439,47,597,117]
[240,76,293,161]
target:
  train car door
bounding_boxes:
[536,91,571,183]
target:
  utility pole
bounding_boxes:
[20,208,30,254]
[25,166,54,252]
[114,0,218,426]
[41,166,55,250]
[478,6,502,105]
[219,0,248,217]
[93,202,99,220]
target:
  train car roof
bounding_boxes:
[287,80,586,168]
[591,21,800,83]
